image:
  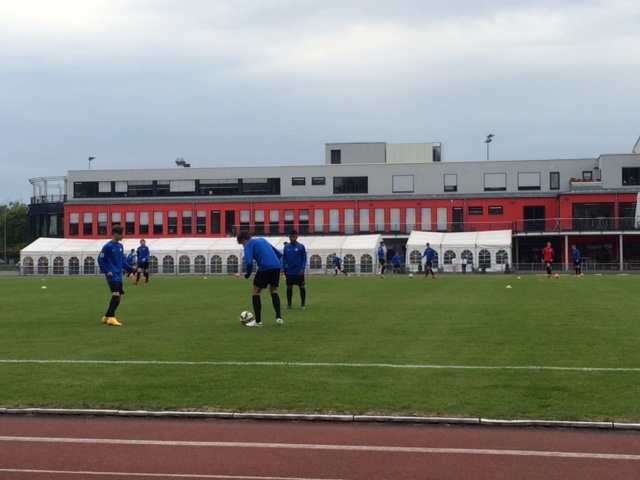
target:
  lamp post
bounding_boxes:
[484,134,494,161]
[88,156,95,169]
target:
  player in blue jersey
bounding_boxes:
[392,252,402,274]
[332,254,349,276]
[134,239,151,285]
[97,224,133,326]
[422,242,436,278]
[282,229,307,310]
[237,230,284,327]
[378,241,388,278]
[572,244,582,277]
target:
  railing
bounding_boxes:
[30,195,67,204]
[513,216,638,233]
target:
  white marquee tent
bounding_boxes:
[405,230,512,273]
[20,234,383,276]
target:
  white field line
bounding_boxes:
[0,436,639,461]
[0,359,639,372]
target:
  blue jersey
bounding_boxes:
[392,254,402,266]
[283,242,307,275]
[126,252,135,264]
[98,240,132,283]
[243,237,282,271]
[332,256,342,267]
[137,245,150,263]
[423,247,436,262]
[378,246,386,261]
[573,249,581,262]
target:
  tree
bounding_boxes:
[1,202,28,263]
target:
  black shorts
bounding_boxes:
[108,281,124,295]
[426,261,433,268]
[254,268,281,289]
[573,261,581,267]
[286,274,305,287]
[138,261,149,270]
[379,258,386,265]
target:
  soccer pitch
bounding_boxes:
[1,273,639,422]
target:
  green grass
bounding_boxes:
[1,273,639,422]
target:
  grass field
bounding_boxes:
[1,272,639,422]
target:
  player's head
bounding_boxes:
[111,224,124,241]
[236,230,251,245]
[140,239,146,245]
[289,229,298,243]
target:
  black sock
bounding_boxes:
[106,295,120,317]
[300,288,306,306]
[271,293,281,318]
[287,289,293,306]
[252,295,261,323]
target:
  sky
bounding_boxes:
[2,0,639,203]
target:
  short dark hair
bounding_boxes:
[236,230,251,244]
[112,224,124,235]
[289,229,298,236]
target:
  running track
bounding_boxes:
[0,415,639,479]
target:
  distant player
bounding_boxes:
[378,241,387,278]
[332,254,349,276]
[542,241,555,278]
[237,230,284,327]
[392,252,402,274]
[125,248,136,280]
[97,224,133,326]
[571,244,582,277]
[283,229,307,310]
[135,239,150,285]
[422,242,436,279]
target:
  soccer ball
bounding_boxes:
[408,274,414,278]
[554,274,560,279]
[239,311,254,324]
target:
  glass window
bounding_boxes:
[518,172,541,191]
[444,174,457,192]
[468,207,483,215]
[292,177,306,186]
[489,206,503,215]
[392,175,414,193]
[550,172,560,190]
[312,177,326,185]
[333,176,368,194]
[484,173,506,191]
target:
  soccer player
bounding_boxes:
[542,241,555,278]
[392,252,402,274]
[135,239,150,285]
[282,229,307,309]
[572,244,582,277]
[331,254,349,276]
[237,230,284,327]
[97,224,133,326]
[422,242,436,278]
[126,248,136,280]
[378,241,387,278]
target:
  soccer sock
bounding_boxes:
[381,265,386,275]
[252,295,262,323]
[136,272,141,282]
[271,292,281,318]
[106,295,120,317]
[300,288,306,305]
[287,289,293,306]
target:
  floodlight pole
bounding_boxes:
[88,156,95,169]
[484,134,494,161]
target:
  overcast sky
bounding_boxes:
[2,0,639,203]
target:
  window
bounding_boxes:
[344,209,355,234]
[518,172,541,191]
[98,212,108,235]
[331,150,341,164]
[329,209,340,232]
[210,211,221,234]
[484,173,506,191]
[622,167,640,186]
[421,208,432,231]
[468,206,484,215]
[240,210,250,230]
[125,212,135,235]
[199,179,239,196]
[292,177,306,186]
[489,206,503,215]
[359,209,370,232]
[241,178,281,195]
[284,210,294,230]
[550,172,560,190]
[69,213,80,236]
[374,209,385,232]
[444,174,457,192]
[392,175,414,193]
[182,211,192,235]
[111,212,121,228]
[269,210,280,234]
[314,209,324,233]
[196,211,206,234]
[140,212,149,235]
[312,177,326,185]
[254,210,265,234]
[157,180,170,196]
[128,181,153,197]
[333,176,368,194]
[299,209,309,234]
[390,208,400,232]
[170,180,195,193]
[168,211,178,234]
[582,171,593,181]
[406,208,416,231]
[153,212,163,235]
[83,212,93,235]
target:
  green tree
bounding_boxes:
[1,202,28,263]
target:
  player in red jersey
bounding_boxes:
[542,242,555,278]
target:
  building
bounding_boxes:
[27,142,640,273]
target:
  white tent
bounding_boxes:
[20,234,383,276]
[406,230,512,273]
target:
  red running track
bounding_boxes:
[0,415,639,479]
